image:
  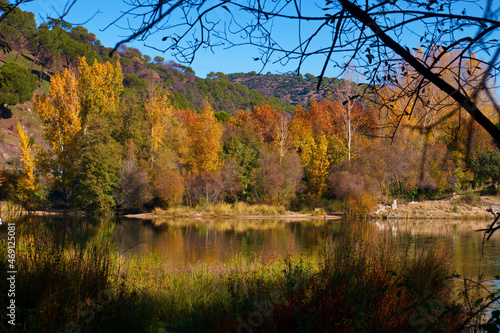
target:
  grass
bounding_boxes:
[152,202,288,217]
[0,216,478,332]
[0,216,116,332]
[0,200,23,216]
[100,222,466,332]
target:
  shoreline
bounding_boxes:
[370,194,499,220]
[5,193,500,221]
[124,212,344,220]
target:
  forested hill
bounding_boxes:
[0,4,363,165]
[0,4,300,115]
[226,72,356,106]
[0,5,300,163]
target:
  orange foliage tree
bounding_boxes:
[251,102,281,143]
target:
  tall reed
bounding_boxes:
[0,216,115,331]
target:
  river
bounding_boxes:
[35,215,500,295]
[110,217,500,282]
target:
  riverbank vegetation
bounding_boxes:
[151,202,288,217]
[3,216,493,332]
[1,6,500,216]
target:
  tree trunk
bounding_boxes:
[30,57,36,73]
[348,103,351,161]
[39,65,43,83]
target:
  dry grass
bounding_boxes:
[152,202,288,217]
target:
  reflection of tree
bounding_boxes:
[119,218,329,265]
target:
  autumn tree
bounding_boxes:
[289,102,347,204]
[34,68,81,198]
[299,133,331,205]
[153,169,185,208]
[13,122,37,207]
[15,122,36,189]
[252,145,302,205]
[78,56,123,129]
[144,83,172,166]
[329,169,378,215]
[251,102,281,143]
[185,102,223,173]
[184,159,241,205]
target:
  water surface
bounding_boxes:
[41,215,500,284]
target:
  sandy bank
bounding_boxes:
[371,194,500,220]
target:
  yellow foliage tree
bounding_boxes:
[78,57,123,127]
[34,57,124,197]
[299,133,331,204]
[290,103,347,203]
[186,102,223,172]
[15,122,37,193]
[35,69,81,154]
[144,84,172,166]
[34,68,81,191]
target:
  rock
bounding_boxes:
[489,205,500,216]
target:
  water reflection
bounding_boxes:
[32,215,500,284]
[114,218,336,265]
[373,219,500,281]
[112,218,500,289]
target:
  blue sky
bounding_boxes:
[20,0,337,78]
[18,0,493,80]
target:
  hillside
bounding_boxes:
[0,5,366,167]
[0,50,52,166]
[227,72,360,107]
[0,6,297,165]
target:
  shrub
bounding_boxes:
[329,170,378,215]
[115,159,152,211]
[153,169,185,208]
[460,192,481,205]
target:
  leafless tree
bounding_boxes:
[336,68,364,160]
[275,113,289,164]
[91,0,500,144]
